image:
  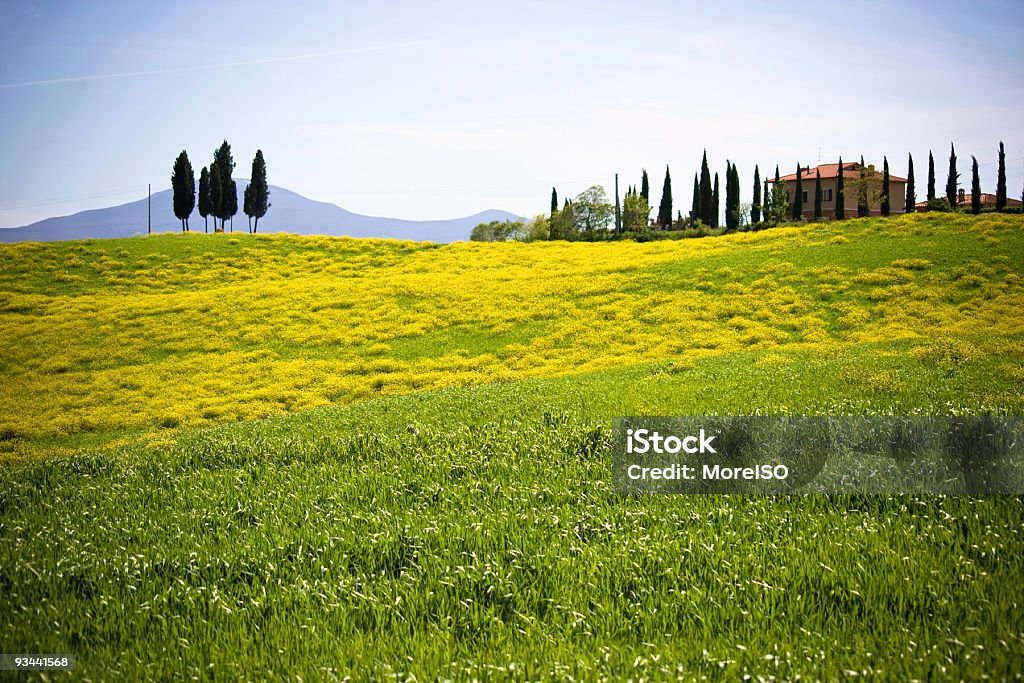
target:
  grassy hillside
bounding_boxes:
[1,212,1022,457]
[1,213,1023,680]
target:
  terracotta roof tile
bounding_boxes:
[778,162,906,183]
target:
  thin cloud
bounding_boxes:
[0,41,429,89]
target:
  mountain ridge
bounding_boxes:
[0,184,521,243]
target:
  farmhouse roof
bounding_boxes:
[777,162,906,183]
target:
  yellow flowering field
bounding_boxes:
[1,212,1022,456]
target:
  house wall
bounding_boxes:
[782,177,906,219]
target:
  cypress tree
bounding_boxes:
[792,163,803,220]
[657,166,672,229]
[724,162,736,230]
[227,179,238,232]
[243,182,254,233]
[723,162,732,230]
[814,169,822,220]
[927,151,936,200]
[640,169,650,203]
[198,166,211,232]
[247,150,270,233]
[212,140,235,230]
[905,154,916,214]
[971,156,981,215]
[763,177,771,224]
[751,165,761,224]
[730,163,741,229]
[171,150,195,232]
[996,141,1007,211]
[945,143,958,210]
[699,150,712,225]
[835,157,845,219]
[857,155,869,218]
[551,187,558,215]
[881,156,890,216]
[711,173,719,228]
[692,174,699,224]
[773,165,780,223]
[209,163,223,232]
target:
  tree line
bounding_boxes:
[471,140,1020,242]
[170,140,270,234]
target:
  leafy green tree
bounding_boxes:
[198,166,211,232]
[525,214,550,242]
[905,154,916,214]
[971,156,981,215]
[763,177,771,224]
[945,143,959,210]
[245,150,270,233]
[623,189,650,231]
[574,186,614,240]
[171,150,195,232]
[209,163,223,232]
[792,163,803,220]
[927,151,936,200]
[657,166,672,229]
[996,142,1007,211]
[549,199,577,240]
[711,173,719,228]
[768,180,789,226]
[470,219,526,241]
[550,187,558,215]
[813,169,822,220]
[640,169,650,203]
[835,157,845,219]
[699,151,712,225]
[881,156,890,216]
[751,165,761,224]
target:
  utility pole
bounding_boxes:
[147,184,151,234]
[614,173,621,236]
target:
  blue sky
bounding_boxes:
[1,0,1022,227]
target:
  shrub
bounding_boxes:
[920,197,952,213]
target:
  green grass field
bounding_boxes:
[1,214,1023,680]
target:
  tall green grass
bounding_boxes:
[2,346,1023,680]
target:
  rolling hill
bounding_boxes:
[1,213,1023,679]
[0,183,521,243]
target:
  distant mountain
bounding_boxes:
[0,184,522,244]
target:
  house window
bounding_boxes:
[801,191,808,203]
[823,189,833,202]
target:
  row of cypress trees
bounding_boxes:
[170,140,270,233]
[571,139,1016,232]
